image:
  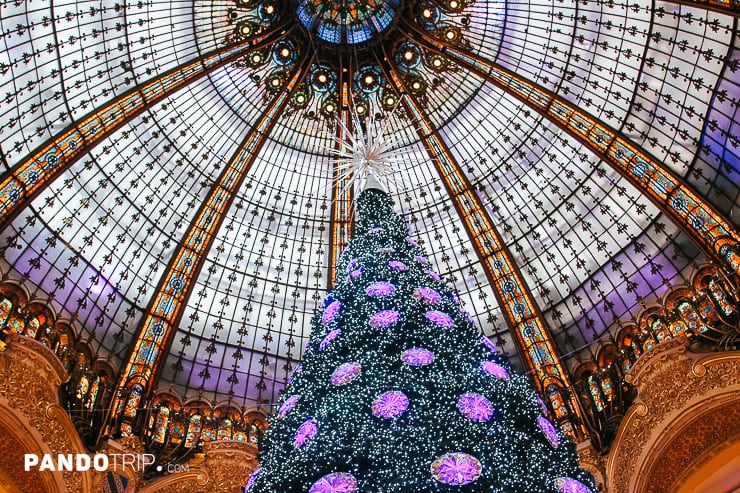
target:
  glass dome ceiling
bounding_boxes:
[0,0,738,412]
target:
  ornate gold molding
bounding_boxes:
[607,336,740,493]
[0,333,95,493]
[138,440,258,493]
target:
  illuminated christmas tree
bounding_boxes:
[247,181,595,493]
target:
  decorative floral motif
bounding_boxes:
[293,418,319,448]
[366,281,396,298]
[372,391,409,419]
[554,477,592,493]
[320,329,341,351]
[415,255,429,265]
[481,361,509,380]
[481,336,497,353]
[309,472,358,493]
[278,395,301,418]
[425,310,456,328]
[537,416,559,448]
[370,309,400,328]
[413,286,441,305]
[457,392,495,422]
[401,347,435,366]
[322,300,342,324]
[431,452,482,485]
[425,269,441,281]
[245,468,259,491]
[389,260,408,271]
[331,362,361,385]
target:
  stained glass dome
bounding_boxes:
[1,0,738,459]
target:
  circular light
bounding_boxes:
[357,106,365,114]
[404,51,414,60]
[296,95,305,103]
[266,4,274,13]
[325,103,335,113]
[446,30,456,39]
[412,81,421,90]
[318,74,328,83]
[251,54,262,63]
[386,97,395,105]
[364,75,374,84]
[281,47,290,57]
[433,58,443,67]
[450,0,459,7]
[423,8,432,17]
[271,78,281,87]
[240,25,251,36]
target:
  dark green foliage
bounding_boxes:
[249,188,595,492]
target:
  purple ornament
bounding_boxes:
[322,294,333,307]
[331,362,361,385]
[537,416,559,448]
[309,472,358,493]
[431,452,482,486]
[372,391,409,419]
[461,309,475,324]
[287,364,302,384]
[481,361,509,380]
[293,418,319,448]
[350,268,364,280]
[425,269,441,281]
[369,227,385,234]
[451,292,460,305]
[554,478,593,493]
[415,255,429,265]
[413,286,442,305]
[481,335,497,353]
[278,395,301,418]
[245,468,259,491]
[346,259,357,272]
[320,329,341,351]
[369,309,400,328]
[366,281,396,298]
[538,396,549,415]
[401,347,435,366]
[426,310,456,328]
[389,260,408,271]
[322,300,341,324]
[377,247,396,254]
[406,237,418,247]
[457,392,495,422]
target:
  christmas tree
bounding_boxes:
[247,180,595,493]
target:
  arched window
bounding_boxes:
[185,414,202,448]
[546,384,568,419]
[587,374,605,412]
[708,279,736,318]
[0,298,13,326]
[600,374,615,402]
[86,376,101,410]
[124,383,144,419]
[648,317,671,343]
[218,418,233,440]
[153,406,171,444]
[677,301,708,334]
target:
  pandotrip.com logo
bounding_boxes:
[24,453,156,472]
